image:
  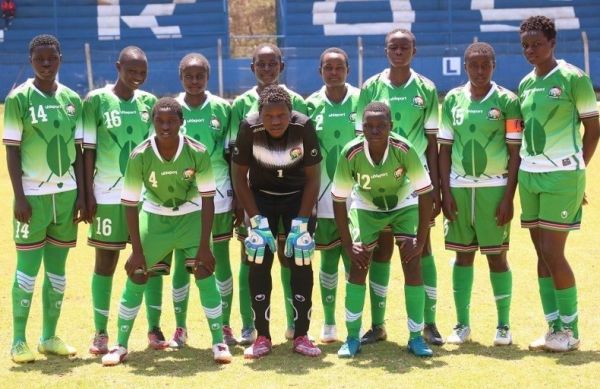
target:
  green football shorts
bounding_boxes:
[349,206,418,250]
[444,186,510,255]
[314,218,341,250]
[519,170,585,231]
[87,203,129,250]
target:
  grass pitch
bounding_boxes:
[1,103,600,388]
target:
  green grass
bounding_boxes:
[1,103,600,388]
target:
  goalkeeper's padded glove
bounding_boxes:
[284,217,315,266]
[244,215,276,264]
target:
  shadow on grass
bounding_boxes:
[442,341,600,365]
[9,355,96,375]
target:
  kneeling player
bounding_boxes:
[102,98,231,366]
[232,85,322,358]
[332,102,434,358]
[438,42,521,346]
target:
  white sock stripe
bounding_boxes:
[345,308,362,322]
[16,271,36,293]
[172,284,190,302]
[545,311,559,322]
[94,307,110,317]
[148,305,162,311]
[216,277,233,288]
[494,294,510,301]
[424,285,437,299]
[265,306,271,321]
[118,303,141,320]
[407,318,425,332]
[203,304,223,319]
[369,281,388,297]
[216,278,234,295]
[560,312,578,324]
[319,271,339,289]
[46,272,66,293]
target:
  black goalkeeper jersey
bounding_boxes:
[233,111,322,195]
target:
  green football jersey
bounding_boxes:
[439,82,522,187]
[331,133,433,212]
[518,60,599,172]
[176,91,232,213]
[306,84,360,218]
[121,134,216,216]
[83,85,156,203]
[356,69,439,159]
[226,84,307,150]
[3,79,83,195]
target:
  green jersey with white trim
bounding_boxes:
[518,60,599,172]
[227,84,307,150]
[176,92,231,213]
[82,85,156,203]
[3,79,83,195]
[121,134,216,216]
[439,82,522,187]
[331,133,433,212]
[306,83,359,217]
[356,69,439,159]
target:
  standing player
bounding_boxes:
[5,34,85,363]
[232,85,322,358]
[332,102,434,358]
[355,29,443,345]
[101,97,231,366]
[306,47,359,343]
[438,42,521,346]
[518,16,599,352]
[83,46,160,355]
[160,53,235,347]
[228,43,308,343]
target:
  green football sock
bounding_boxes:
[117,278,146,348]
[320,248,341,325]
[12,248,44,345]
[340,249,351,277]
[556,286,578,338]
[239,260,253,328]
[369,260,390,327]
[172,250,190,329]
[196,275,224,345]
[490,270,512,327]
[345,282,366,339]
[280,265,294,329]
[452,264,474,326]
[214,240,233,326]
[91,272,113,333]
[41,244,68,340]
[145,275,163,331]
[421,254,437,325]
[405,284,425,340]
[538,277,561,331]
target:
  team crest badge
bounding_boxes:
[349,112,357,122]
[183,168,196,181]
[65,103,76,116]
[561,210,568,219]
[548,86,562,99]
[290,147,303,160]
[487,107,501,120]
[394,166,404,179]
[412,95,425,109]
[141,110,150,122]
[210,116,221,130]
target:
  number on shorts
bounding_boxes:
[95,217,112,236]
[15,221,30,239]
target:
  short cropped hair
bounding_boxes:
[152,97,183,122]
[258,85,292,113]
[29,34,61,55]
[520,15,556,40]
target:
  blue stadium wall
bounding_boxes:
[1,0,599,99]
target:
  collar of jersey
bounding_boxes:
[534,59,565,80]
[104,84,142,103]
[150,133,185,163]
[318,83,357,106]
[462,81,497,103]
[28,78,63,97]
[380,68,416,88]
[176,91,213,111]
[363,138,390,167]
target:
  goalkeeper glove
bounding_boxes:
[244,215,276,264]
[285,217,315,266]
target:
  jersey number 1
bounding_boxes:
[277,169,284,178]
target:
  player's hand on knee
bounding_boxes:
[125,252,147,278]
[194,246,216,274]
[346,243,370,270]
[245,215,276,264]
[285,217,315,266]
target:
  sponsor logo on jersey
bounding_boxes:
[549,86,562,99]
[161,170,178,176]
[561,210,568,219]
[487,107,501,120]
[412,95,425,109]
[65,103,76,116]
[210,116,221,130]
[349,112,356,122]
[141,110,150,122]
[390,96,407,102]
[183,168,195,181]
[290,147,303,160]
[371,172,389,179]
[394,167,405,179]
[328,113,346,118]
